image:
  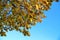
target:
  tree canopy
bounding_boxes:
[0,0,59,36]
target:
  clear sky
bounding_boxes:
[0,1,60,40]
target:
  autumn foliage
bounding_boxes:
[0,0,58,36]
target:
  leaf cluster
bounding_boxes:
[0,0,58,36]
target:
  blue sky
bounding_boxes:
[0,1,60,40]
